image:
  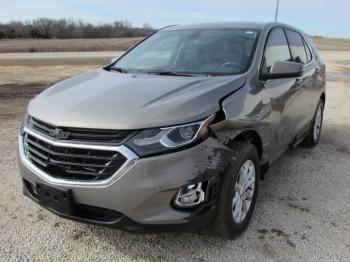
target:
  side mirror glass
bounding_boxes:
[262,61,303,80]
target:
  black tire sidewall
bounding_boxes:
[212,141,260,239]
[312,100,324,144]
[302,99,324,147]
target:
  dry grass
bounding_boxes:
[313,37,350,51]
[0,36,349,53]
[0,49,350,87]
[0,51,124,86]
[0,51,122,66]
[0,37,142,53]
[0,65,100,85]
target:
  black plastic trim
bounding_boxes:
[22,179,215,233]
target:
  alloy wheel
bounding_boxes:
[313,103,323,141]
[232,160,256,223]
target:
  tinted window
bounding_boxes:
[113,29,260,75]
[308,39,320,60]
[286,29,308,64]
[262,28,292,74]
[304,39,312,62]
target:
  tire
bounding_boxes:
[210,141,260,239]
[301,99,324,148]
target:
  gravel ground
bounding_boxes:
[0,52,350,261]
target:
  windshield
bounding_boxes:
[112,28,260,76]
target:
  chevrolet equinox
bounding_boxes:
[18,22,326,239]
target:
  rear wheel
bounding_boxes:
[210,141,260,239]
[301,99,324,148]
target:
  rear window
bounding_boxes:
[285,29,308,64]
[306,36,319,60]
[303,39,313,62]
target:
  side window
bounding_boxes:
[262,28,292,74]
[285,29,308,64]
[307,37,320,60]
[303,39,312,63]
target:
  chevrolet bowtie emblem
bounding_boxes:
[49,128,70,140]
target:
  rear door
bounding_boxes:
[285,29,320,129]
[261,27,304,155]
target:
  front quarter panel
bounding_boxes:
[211,82,276,164]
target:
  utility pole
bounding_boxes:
[275,0,280,22]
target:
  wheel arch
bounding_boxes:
[223,129,269,180]
[320,92,326,104]
[226,130,263,161]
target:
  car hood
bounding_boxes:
[28,68,246,129]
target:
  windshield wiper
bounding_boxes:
[149,71,206,77]
[110,67,128,73]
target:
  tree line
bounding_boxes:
[0,18,155,39]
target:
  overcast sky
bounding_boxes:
[0,0,349,37]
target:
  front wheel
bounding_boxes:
[210,141,260,239]
[301,99,324,148]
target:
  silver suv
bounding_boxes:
[18,22,326,239]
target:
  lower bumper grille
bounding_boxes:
[23,131,127,181]
[23,179,124,222]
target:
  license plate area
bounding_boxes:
[36,182,74,215]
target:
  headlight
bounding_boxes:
[126,115,215,156]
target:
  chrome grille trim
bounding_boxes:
[28,117,136,145]
[19,126,139,187]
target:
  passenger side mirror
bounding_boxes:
[110,57,118,64]
[262,61,303,80]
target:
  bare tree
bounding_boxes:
[0,18,155,39]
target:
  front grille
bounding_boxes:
[28,117,135,145]
[23,133,127,181]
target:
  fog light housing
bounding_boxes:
[174,183,205,208]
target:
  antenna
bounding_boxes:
[275,0,280,22]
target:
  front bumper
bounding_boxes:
[18,136,232,232]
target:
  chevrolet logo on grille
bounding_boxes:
[49,128,70,140]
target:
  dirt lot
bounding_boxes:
[0,51,350,261]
